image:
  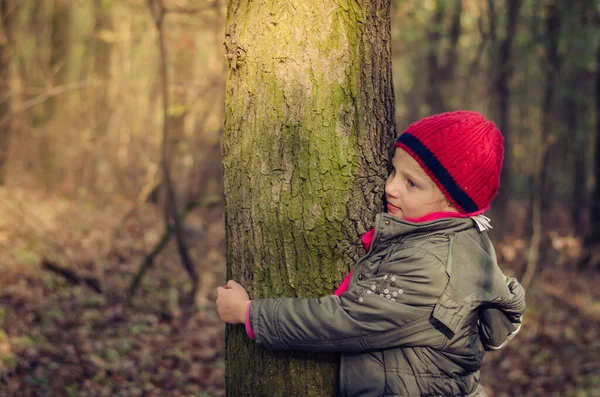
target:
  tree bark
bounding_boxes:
[0,0,13,185]
[222,0,395,395]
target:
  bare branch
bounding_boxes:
[0,80,98,127]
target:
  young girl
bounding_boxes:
[217,110,526,397]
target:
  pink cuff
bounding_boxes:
[245,300,255,340]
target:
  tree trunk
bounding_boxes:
[222,1,395,395]
[0,0,12,185]
[491,0,522,238]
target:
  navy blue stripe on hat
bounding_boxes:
[396,133,479,213]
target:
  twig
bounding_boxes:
[42,259,103,293]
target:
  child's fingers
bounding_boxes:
[226,279,242,289]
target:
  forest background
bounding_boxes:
[1,0,599,396]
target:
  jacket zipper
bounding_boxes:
[340,216,453,394]
[339,354,346,397]
[340,217,385,396]
[340,245,372,397]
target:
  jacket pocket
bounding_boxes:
[432,289,468,335]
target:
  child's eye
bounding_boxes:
[407,179,417,189]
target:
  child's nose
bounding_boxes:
[385,179,399,198]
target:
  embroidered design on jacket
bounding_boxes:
[361,274,403,302]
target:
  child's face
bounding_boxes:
[385,148,455,219]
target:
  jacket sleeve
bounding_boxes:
[250,249,450,353]
[478,277,525,351]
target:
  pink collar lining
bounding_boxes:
[404,211,467,223]
[403,207,489,223]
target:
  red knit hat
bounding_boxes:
[395,110,504,214]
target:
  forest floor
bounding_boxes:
[0,186,599,397]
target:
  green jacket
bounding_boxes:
[250,214,526,396]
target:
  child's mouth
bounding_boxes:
[387,203,401,214]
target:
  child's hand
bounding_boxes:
[216,280,250,325]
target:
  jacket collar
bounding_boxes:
[370,213,475,252]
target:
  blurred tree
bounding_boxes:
[590,42,600,247]
[152,0,198,299]
[0,0,13,185]
[565,81,586,233]
[48,0,71,118]
[222,0,395,395]
[90,0,112,129]
[83,0,113,190]
[539,2,562,216]
[187,0,226,205]
[426,0,462,114]
[36,0,71,187]
[560,2,596,234]
[489,0,522,236]
[524,0,562,289]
